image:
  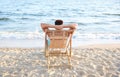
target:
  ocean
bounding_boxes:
[0,0,120,47]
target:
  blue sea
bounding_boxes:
[0,0,120,47]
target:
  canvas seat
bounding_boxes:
[44,29,74,69]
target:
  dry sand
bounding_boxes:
[0,44,120,77]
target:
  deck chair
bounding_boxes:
[44,28,74,69]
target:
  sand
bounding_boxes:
[0,44,120,77]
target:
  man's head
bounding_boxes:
[55,20,63,25]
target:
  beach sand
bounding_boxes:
[0,44,120,77]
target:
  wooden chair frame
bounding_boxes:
[44,29,73,69]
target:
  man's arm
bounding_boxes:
[41,23,55,32]
[62,23,78,30]
[41,23,63,31]
[41,23,48,32]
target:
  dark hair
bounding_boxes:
[55,20,63,25]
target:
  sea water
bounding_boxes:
[0,0,120,47]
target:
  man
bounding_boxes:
[41,19,77,32]
[41,19,77,46]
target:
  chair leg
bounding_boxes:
[47,57,50,69]
[68,56,71,69]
